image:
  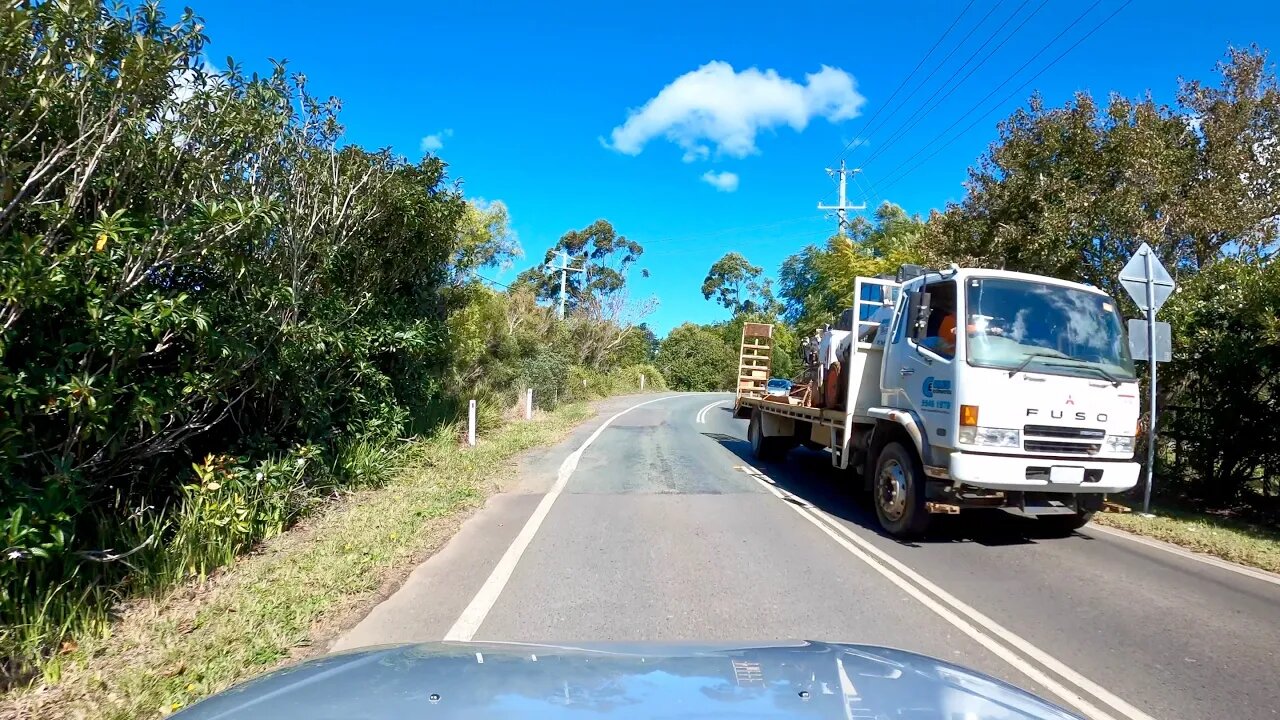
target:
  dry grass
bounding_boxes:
[1094,504,1280,574]
[1,404,593,720]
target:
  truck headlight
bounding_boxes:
[958,426,1021,448]
[1105,435,1136,453]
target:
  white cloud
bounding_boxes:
[420,128,453,153]
[604,61,864,159]
[700,170,740,192]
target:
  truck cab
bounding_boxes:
[874,268,1140,532]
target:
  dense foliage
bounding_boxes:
[514,219,646,312]
[656,324,736,392]
[778,204,928,335]
[701,252,779,316]
[0,1,660,680]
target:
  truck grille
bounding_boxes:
[1023,425,1104,455]
[1023,425,1105,440]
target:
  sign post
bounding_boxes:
[1118,242,1175,515]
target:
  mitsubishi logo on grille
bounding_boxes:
[1065,395,1075,405]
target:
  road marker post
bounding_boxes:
[525,388,533,420]
[467,399,476,447]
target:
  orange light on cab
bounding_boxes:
[960,405,979,427]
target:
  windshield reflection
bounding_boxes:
[964,277,1137,381]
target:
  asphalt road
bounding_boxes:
[336,392,1280,720]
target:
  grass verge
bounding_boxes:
[1093,504,1280,574]
[2,403,594,720]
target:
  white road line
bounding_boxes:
[443,393,694,641]
[1086,522,1280,587]
[738,465,1155,720]
[695,399,727,424]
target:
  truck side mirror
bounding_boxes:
[906,291,931,341]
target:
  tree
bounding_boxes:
[656,324,736,391]
[1160,258,1280,503]
[450,199,521,286]
[701,252,778,315]
[563,290,658,370]
[777,203,927,334]
[515,219,645,311]
[611,323,659,366]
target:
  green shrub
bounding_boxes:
[0,0,468,678]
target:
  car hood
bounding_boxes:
[176,641,1079,720]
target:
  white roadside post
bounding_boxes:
[467,399,477,447]
[525,388,533,420]
[640,374,646,391]
[1119,242,1176,516]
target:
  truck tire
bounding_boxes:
[748,410,787,462]
[1038,511,1094,537]
[873,442,931,538]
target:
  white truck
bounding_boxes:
[735,265,1141,538]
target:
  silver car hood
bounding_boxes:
[176,641,1079,719]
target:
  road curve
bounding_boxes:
[337,393,1280,720]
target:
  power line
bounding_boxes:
[641,215,817,245]
[474,273,514,290]
[846,0,1005,162]
[858,0,1103,208]
[859,0,1046,169]
[875,0,1132,195]
[850,173,878,211]
[651,228,838,258]
[874,0,1111,193]
[830,0,977,165]
[854,0,1054,208]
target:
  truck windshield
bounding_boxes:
[964,277,1137,381]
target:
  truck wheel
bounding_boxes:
[748,410,785,462]
[1038,511,1094,537]
[873,442,930,538]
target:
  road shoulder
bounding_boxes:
[334,393,690,649]
[1091,505,1280,575]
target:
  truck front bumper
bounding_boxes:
[948,452,1138,494]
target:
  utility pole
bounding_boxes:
[817,160,866,237]
[546,250,586,320]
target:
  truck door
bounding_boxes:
[883,278,958,448]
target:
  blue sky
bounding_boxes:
[182,0,1279,335]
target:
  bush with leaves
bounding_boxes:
[657,324,737,391]
[0,0,478,676]
[1160,259,1280,503]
